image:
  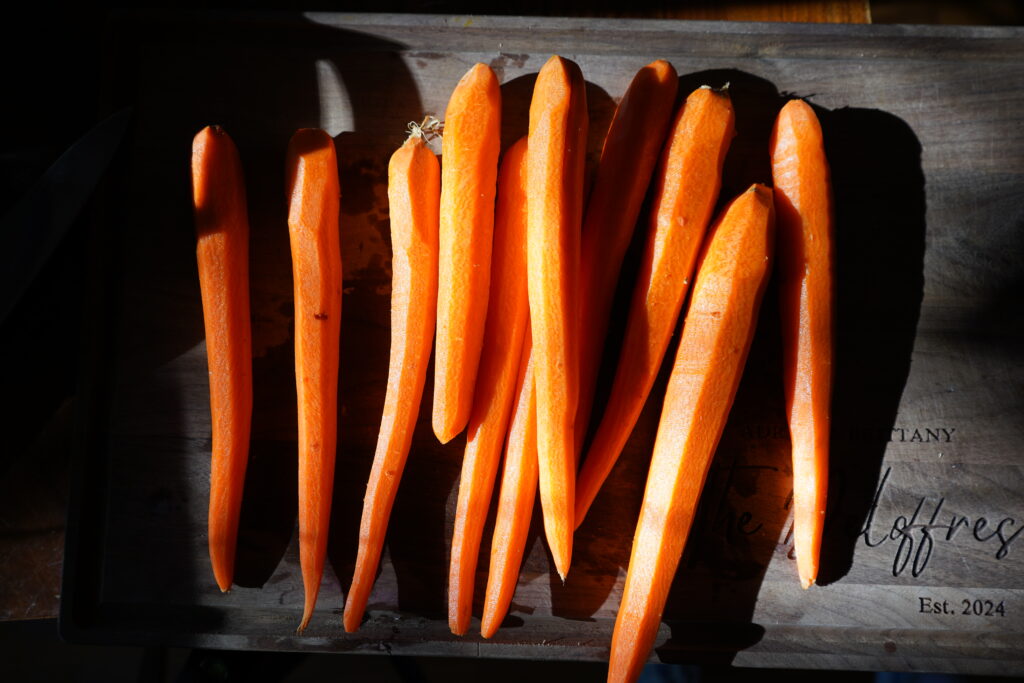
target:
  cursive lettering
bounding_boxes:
[860,467,1022,577]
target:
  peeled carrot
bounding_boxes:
[191,125,252,593]
[575,86,734,529]
[576,59,678,455]
[433,62,502,444]
[344,126,440,633]
[608,185,775,683]
[527,55,588,580]
[448,136,530,636]
[770,99,834,589]
[480,333,537,639]
[286,128,342,633]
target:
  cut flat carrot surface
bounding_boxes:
[576,59,678,456]
[448,137,530,636]
[286,128,343,633]
[344,129,440,633]
[576,86,735,529]
[526,55,588,580]
[433,62,502,444]
[192,125,253,594]
[608,185,775,683]
[770,99,834,589]
[481,333,537,639]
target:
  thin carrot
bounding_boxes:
[608,185,775,683]
[286,128,342,633]
[480,333,537,639]
[527,55,588,580]
[770,99,834,589]
[433,62,502,444]
[575,86,735,529]
[191,125,252,593]
[448,136,530,636]
[344,126,440,633]
[576,59,678,455]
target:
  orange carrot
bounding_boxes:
[192,125,252,593]
[344,126,440,633]
[433,62,502,444]
[576,59,678,455]
[448,136,530,636]
[770,99,834,589]
[526,55,588,580]
[480,333,538,639]
[608,185,775,683]
[286,128,342,633]
[575,86,734,529]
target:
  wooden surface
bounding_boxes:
[60,11,1024,673]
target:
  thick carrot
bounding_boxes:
[433,62,502,444]
[448,136,530,636]
[344,127,441,633]
[608,185,775,683]
[286,128,342,633]
[480,333,538,639]
[191,125,252,593]
[527,55,588,580]
[575,86,734,529]
[770,99,834,589]
[576,59,678,455]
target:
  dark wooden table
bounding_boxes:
[45,8,1024,675]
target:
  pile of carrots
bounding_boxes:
[191,55,833,682]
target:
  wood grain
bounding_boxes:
[61,12,1024,674]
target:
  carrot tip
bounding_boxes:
[407,115,442,142]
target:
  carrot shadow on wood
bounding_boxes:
[814,105,925,585]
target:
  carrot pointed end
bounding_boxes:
[342,605,362,633]
[800,572,816,590]
[449,619,468,637]
[480,619,496,639]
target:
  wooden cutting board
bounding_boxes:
[62,12,1024,674]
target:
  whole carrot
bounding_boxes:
[344,126,440,633]
[527,55,588,580]
[608,185,775,683]
[191,125,252,593]
[770,99,834,589]
[433,62,502,444]
[480,333,537,639]
[286,128,342,633]
[576,59,678,455]
[575,86,734,529]
[448,137,530,636]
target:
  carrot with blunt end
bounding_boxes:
[576,59,678,455]
[448,136,530,636]
[344,125,441,633]
[575,86,734,529]
[770,99,834,589]
[480,333,538,639]
[527,54,588,580]
[433,62,502,444]
[192,125,253,593]
[286,128,342,633]
[608,185,775,683]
